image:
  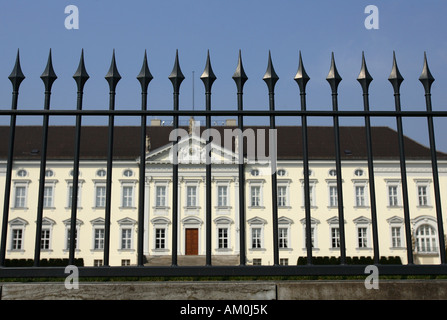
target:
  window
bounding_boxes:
[155,228,166,249]
[251,169,259,176]
[17,169,27,177]
[418,185,428,206]
[45,169,54,178]
[251,228,262,249]
[43,186,54,208]
[94,228,105,250]
[416,224,437,253]
[66,227,78,250]
[123,169,133,177]
[41,229,51,250]
[391,226,402,248]
[329,169,337,177]
[122,186,134,208]
[278,227,288,248]
[277,186,287,207]
[68,184,81,208]
[329,185,338,207]
[121,228,132,250]
[355,185,366,207]
[250,186,261,207]
[354,169,364,177]
[280,258,288,266]
[302,182,316,207]
[156,186,167,207]
[253,258,262,266]
[11,229,23,250]
[277,169,286,176]
[69,170,80,177]
[96,169,106,177]
[94,260,103,267]
[301,217,319,249]
[121,259,131,266]
[358,227,368,248]
[95,185,106,208]
[186,186,197,207]
[217,185,228,207]
[14,185,27,208]
[331,227,340,248]
[388,185,399,207]
[218,228,229,249]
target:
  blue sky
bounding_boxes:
[0,0,446,151]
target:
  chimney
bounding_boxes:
[151,118,161,126]
[225,119,237,126]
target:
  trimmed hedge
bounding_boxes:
[297,256,402,265]
[4,258,84,267]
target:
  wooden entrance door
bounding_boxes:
[185,228,199,255]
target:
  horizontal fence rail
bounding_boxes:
[0,49,446,278]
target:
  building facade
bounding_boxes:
[0,123,446,267]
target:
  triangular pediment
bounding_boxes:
[145,132,241,165]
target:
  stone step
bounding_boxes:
[145,255,239,266]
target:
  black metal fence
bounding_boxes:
[0,49,446,278]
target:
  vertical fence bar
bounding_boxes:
[294,51,313,264]
[326,52,346,264]
[137,51,153,266]
[34,50,57,266]
[104,50,121,266]
[201,50,216,266]
[232,50,248,265]
[0,50,25,266]
[357,52,380,264]
[69,50,89,265]
[169,50,184,266]
[263,51,279,266]
[419,52,446,264]
[388,51,413,264]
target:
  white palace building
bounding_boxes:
[1,119,446,267]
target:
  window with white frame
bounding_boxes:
[123,169,133,177]
[9,218,27,251]
[415,224,437,253]
[417,185,429,206]
[217,185,228,207]
[94,228,105,250]
[277,185,287,207]
[301,217,319,250]
[43,185,54,208]
[45,169,54,178]
[17,169,27,177]
[155,228,166,249]
[121,228,132,250]
[250,185,261,207]
[278,227,288,249]
[354,216,371,249]
[118,218,136,251]
[328,184,338,207]
[11,228,23,250]
[386,216,404,249]
[218,227,229,249]
[301,180,316,207]
[155,185,167,207]
[277,169,286,177]
[65,227,79,251]
[331,227,340,248]
[248,217,267,250]
[388,185,399,207]
[151,217,170,252]
[354,169,364,177]
[96,169,107,177]
[122,185,134,208]
[67,183,82,208]
[95,184,106,208]
[251,228,262,249]
[14,184,27,208]
[186,185,197,207]
[355,185,366,207]
[40,218,55,251]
